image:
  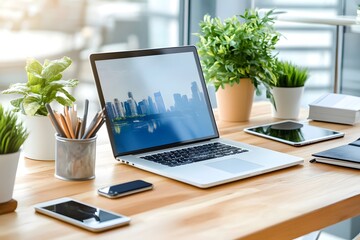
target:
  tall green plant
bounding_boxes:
[0,105,28,154]
[194,9,280,99]
[274,60,309,87]
[2,56,78,116]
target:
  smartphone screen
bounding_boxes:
[43,200,122,223]
[98,180,153,198]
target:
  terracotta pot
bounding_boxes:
[215,78,254,122]
[0,151,20,203]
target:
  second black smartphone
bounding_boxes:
[97,180,153,198]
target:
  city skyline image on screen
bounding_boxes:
[95,52,216,155]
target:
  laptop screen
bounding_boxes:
[90,46,219,156]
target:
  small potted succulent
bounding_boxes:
[194,9,280,121]
[0,104,28,205]
[2,56,78,160]
[271,60,309,119]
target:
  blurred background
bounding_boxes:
[1,0,360,112]
[0,1,359,238]
[0,0,183,113]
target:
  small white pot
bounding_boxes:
[0,151,20,203]
[271,86,304,119]
[22,115,56,160]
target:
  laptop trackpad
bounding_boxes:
[206,158,262,174]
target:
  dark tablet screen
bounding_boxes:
[244,120,344,146]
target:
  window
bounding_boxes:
[0,0,184,110]
[188,0,344,105]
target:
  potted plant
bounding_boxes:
[194,9,280,121]
[0,104,28,206]
[2,56,78,160]
[271,60,309,119]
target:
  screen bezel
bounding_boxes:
[244,120,344,146]
[90,46,219,157]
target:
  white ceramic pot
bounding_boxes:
[22,115,56,160]
[271,86,304,119]
[0,151,20,203]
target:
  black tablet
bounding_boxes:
[244,120,344,146]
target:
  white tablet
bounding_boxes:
[244,120,344,146]
[34,197,130,232]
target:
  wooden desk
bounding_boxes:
[0,102,359,239]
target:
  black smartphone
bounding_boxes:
[97,180,153,198]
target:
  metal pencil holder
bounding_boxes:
[55,134,97,181]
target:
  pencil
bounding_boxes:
[88,117,106,139]
[45,103,66,137]
[74,118,82,139]
[81,112,99,139]
[56,112,72,139]
[64,106,75,139]
[70,104,78,134]
[84,115,105,139]
[80,99,89,138]
[81,108,105,139]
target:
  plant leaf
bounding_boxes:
[22,95,42,116]
[2,83,29,95]
[42,56,72,81]
[26,58,44,86]
[10,98,24,109]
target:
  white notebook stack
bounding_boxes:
[308,93,360,125]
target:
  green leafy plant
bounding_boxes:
[2,56,79,116]
[194,9,280,99]
[0,104,28,154]
[273,60,309,87]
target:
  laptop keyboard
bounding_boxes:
[141,142,248,167]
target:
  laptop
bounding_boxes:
[90,46,303,188]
